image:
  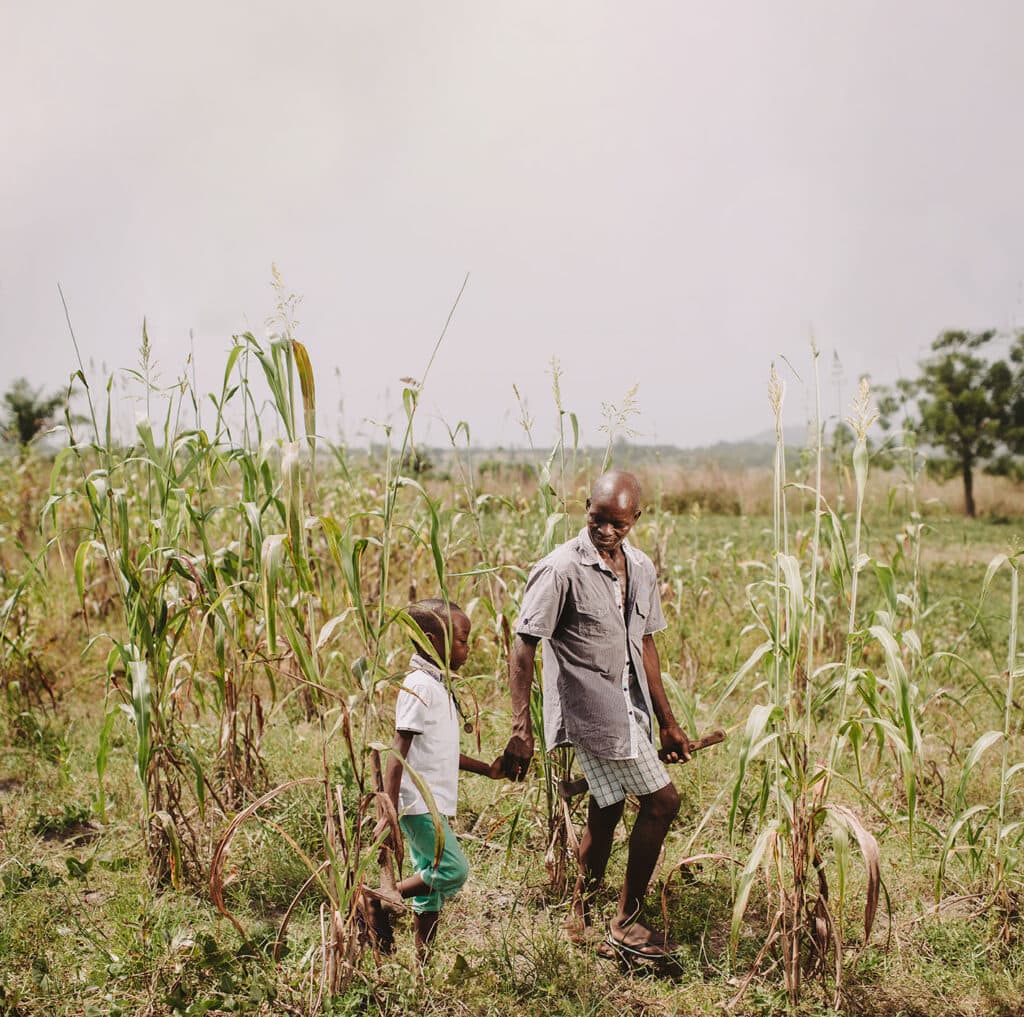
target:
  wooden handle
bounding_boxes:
[658,728,725,761]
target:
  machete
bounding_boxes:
[557,728,726,800]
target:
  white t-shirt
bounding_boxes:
[395,662,460,817]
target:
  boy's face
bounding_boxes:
[430,611,471,672]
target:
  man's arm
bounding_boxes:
[501,634,538,780]
[642,633,691,762]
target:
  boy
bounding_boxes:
[366,598,503,959]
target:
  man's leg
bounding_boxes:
[609,780,680,946]
[572,796,626,934]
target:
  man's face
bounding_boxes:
[586,492,640,556]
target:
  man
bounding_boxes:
[502,470,691,958]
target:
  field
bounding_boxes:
[1,337,1022,1016]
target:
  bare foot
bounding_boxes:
[357,893,396,954]
[564,878,600,944]
[363,884,404,914]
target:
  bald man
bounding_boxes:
[502,470,691,959]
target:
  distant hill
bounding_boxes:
[402,431,812,472]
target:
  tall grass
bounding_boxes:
[2,284,1021,1013]
[722,363,882,1009]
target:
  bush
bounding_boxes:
[660,487,742,516]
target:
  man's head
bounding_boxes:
[586,471,642,556]
[406,599,471,672]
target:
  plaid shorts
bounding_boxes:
[574,714,671,808]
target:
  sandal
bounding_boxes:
[602,927,680,962]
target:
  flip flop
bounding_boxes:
[602,929,679,962]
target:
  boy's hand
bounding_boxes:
[486,755,506,780]
[659,723,692,763]
[501,734,534,781]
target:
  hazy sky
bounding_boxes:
[3,2,1024,449]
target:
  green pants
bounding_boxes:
[399,813,470,914]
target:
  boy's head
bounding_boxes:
[407,599,471,672]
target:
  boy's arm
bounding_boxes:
[643,633,691,762]
[378,730,414,852]
[501,634,538,780]
[384,730,414,802]
[459,753,505,779]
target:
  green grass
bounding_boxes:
[2,495,1021,1015]
[1,327,1023,1016]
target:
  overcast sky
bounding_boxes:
[3,2,1024,449]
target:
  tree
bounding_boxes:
[1,377,65,447]
[882,330,1020,518]
[1006,334,1024,464]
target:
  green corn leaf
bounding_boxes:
[542,512,567,554]
[874,562,897,614]
[129,660,152,808]
[1003,762,1024,786]
[73,540,93,605]
[154,810,184,889]
[731,823,778,956]
[936,804,991,900]
[979,553,1009,607]
[177,741,207,819]
[778,553,804,612]
[317,610,354,650]
[728,703,779,839]
[260,534,287,653]
[95,707,118,823]
[712,640,772,717]
[280,601,319,687]
[953,731,1002,813]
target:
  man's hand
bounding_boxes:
[658,722,692,764]
[501,734,535,781]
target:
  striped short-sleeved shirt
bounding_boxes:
[515,527,667,759]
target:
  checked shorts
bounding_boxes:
[573,713,671,808]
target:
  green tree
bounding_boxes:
[883,330,1020,518]
[1,377,65,447]
[1006,334,1024,464]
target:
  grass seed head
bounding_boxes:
[768,363,785,421]
[846,375,879,441]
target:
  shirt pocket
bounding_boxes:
[572,582,612,632]
[630,596,650,639]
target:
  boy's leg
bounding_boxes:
[400,814,469,902]
[413,911,440,961]
[398,815,468,961]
